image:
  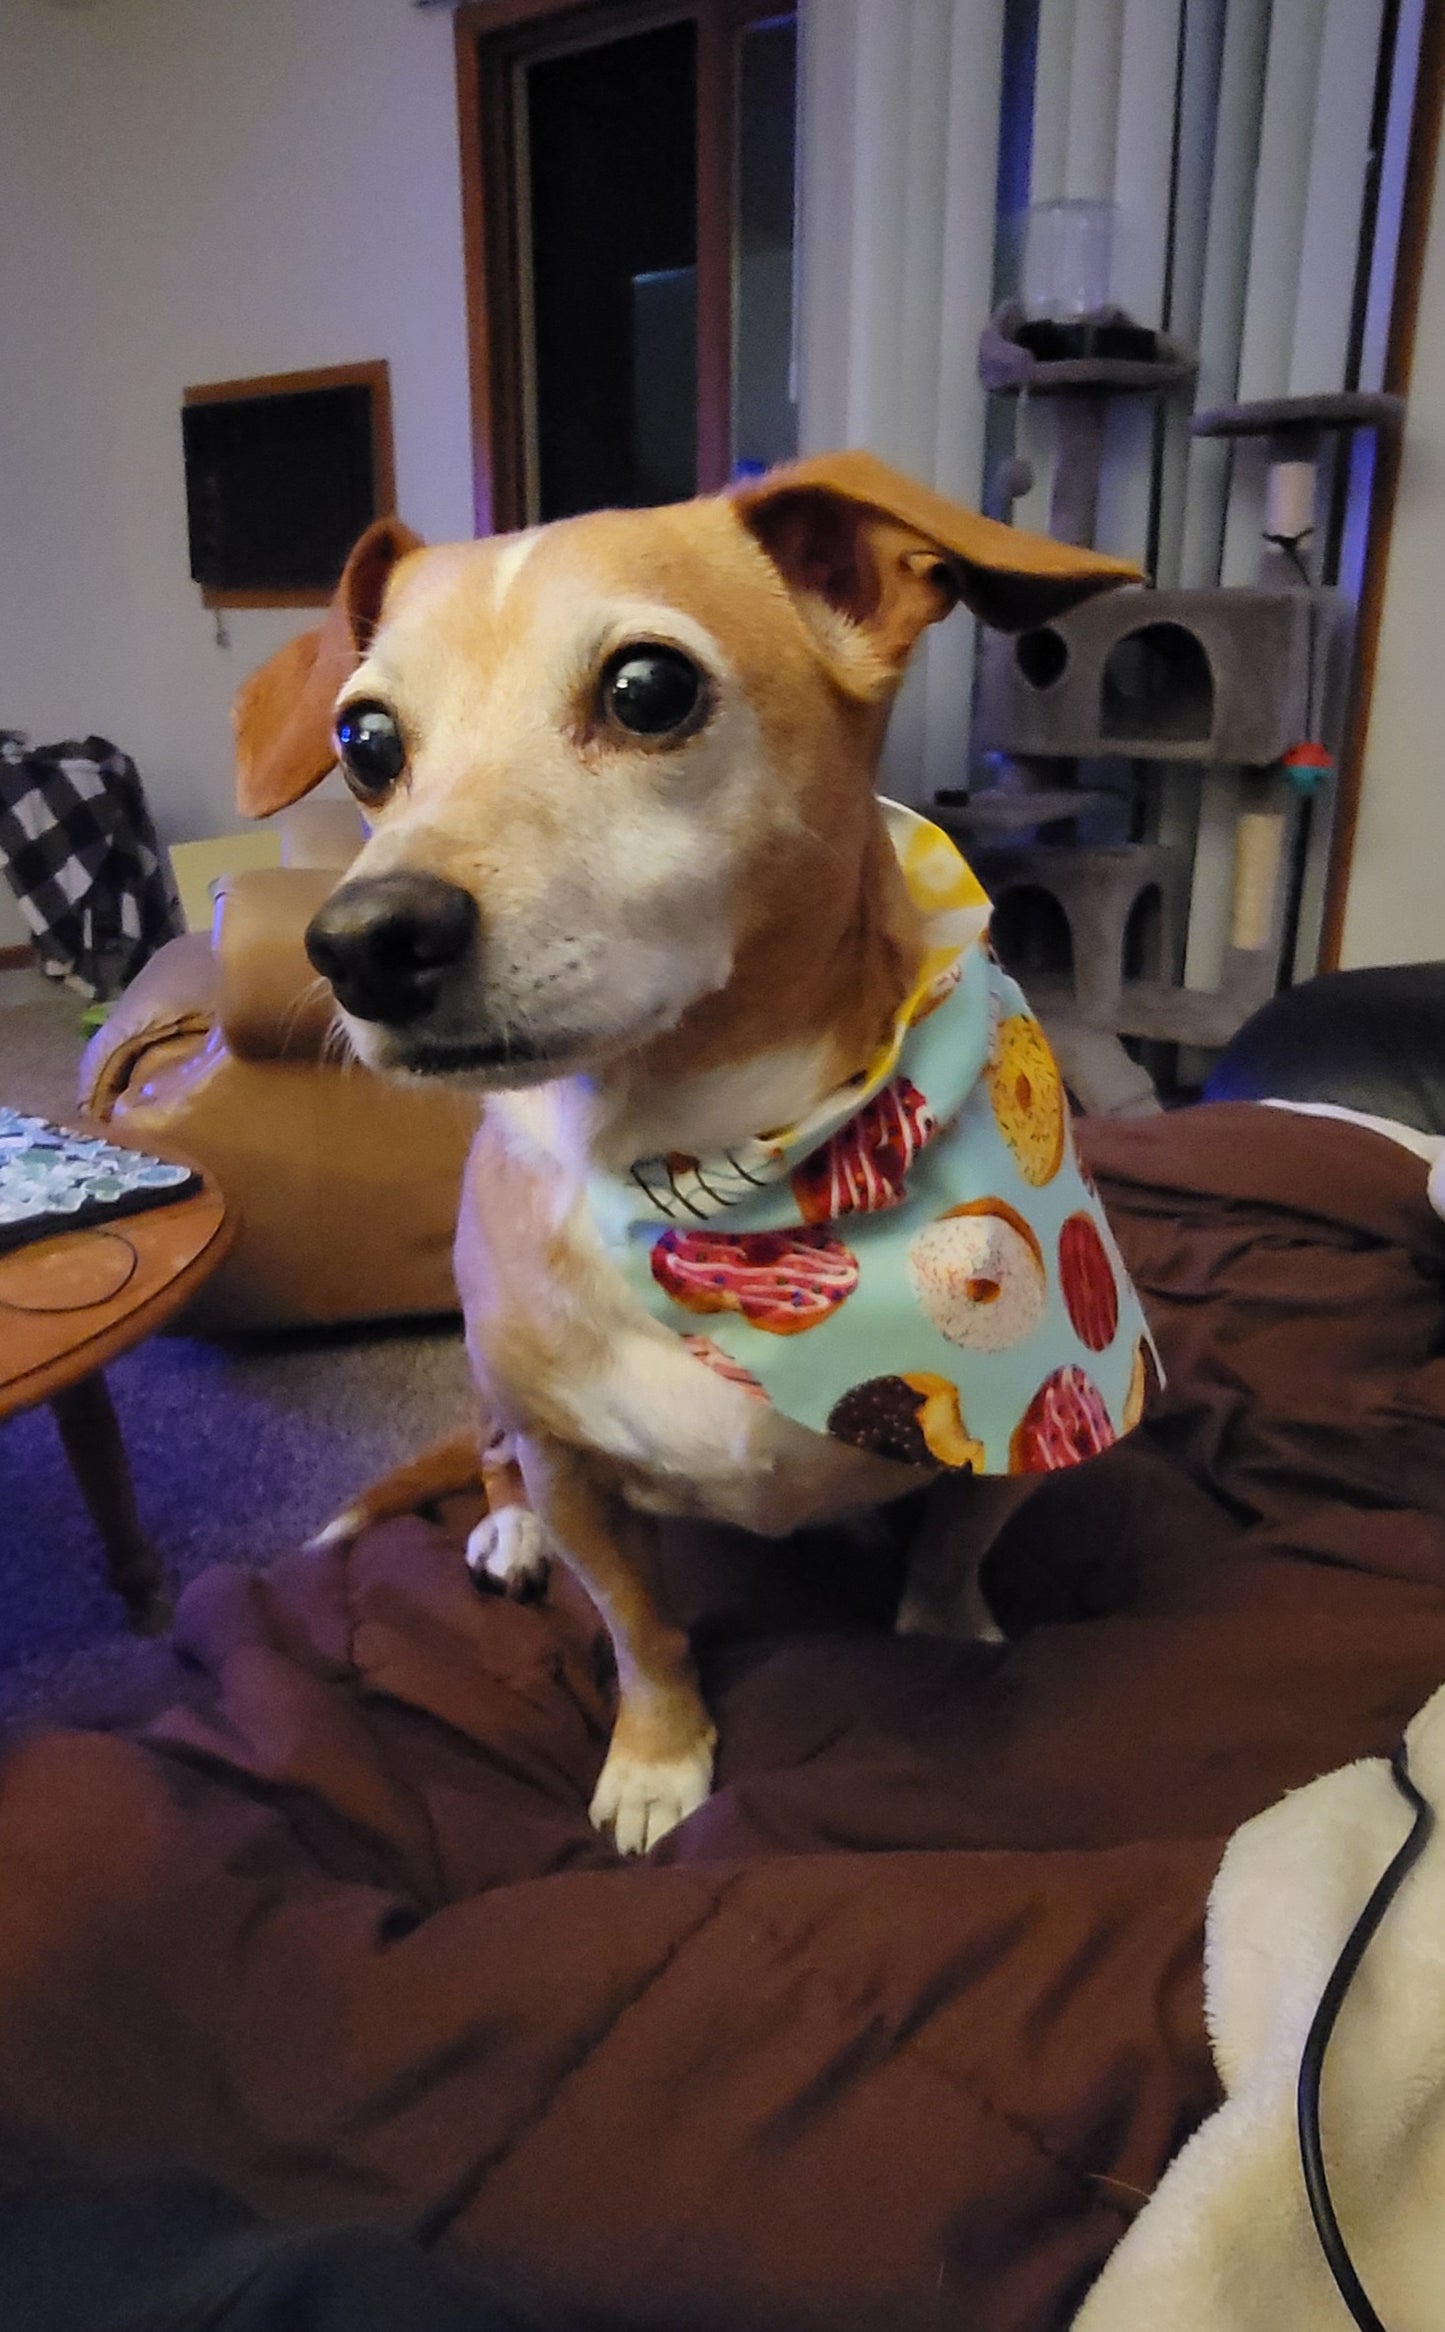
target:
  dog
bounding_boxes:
[235,451,1152,1853]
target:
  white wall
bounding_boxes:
[2,0,1438,967]
[1342,122,1445,968]
[0,0,474,847]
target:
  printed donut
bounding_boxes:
[986,1014,1066,1187]
[681,1335,770,1401]
[1122,1335,1162,1431]
[652,1224,859,1335]
[909,1373,986,1468]
[906,957,963,1026]
[828,1371,983,1470]
[630,1137,787,1220]
[906,1198,1046,1352]
[1057,1211,1119,1352]
[1010,1364,1116,1474]
[792,1076,937,1224]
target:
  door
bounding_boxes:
[455,0,798,533]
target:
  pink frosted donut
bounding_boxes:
[1010,1365,1116,1474]
[792,1076,937,1223]
[906,1198,1046,1352]
[652,1225,859,1335]
[681,1335,769,1401]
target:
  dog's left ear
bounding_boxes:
[733,449,1140,698]
[233,517,425,818]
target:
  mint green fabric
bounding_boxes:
[588,807,1156,1475]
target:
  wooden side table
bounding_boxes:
[0,1144,233,1632]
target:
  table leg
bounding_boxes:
[50,1372,171,1634]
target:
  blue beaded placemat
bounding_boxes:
[0,1110,200,1256]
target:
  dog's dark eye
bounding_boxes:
[335,701,406,802]
[601,646,705,738]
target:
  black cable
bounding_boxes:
[1273,538,1321,989]
[1296,1740,1433,2332]
[1262,528,1317,593]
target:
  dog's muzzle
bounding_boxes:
[305,872,479,1026]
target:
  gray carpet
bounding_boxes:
[1,962,90,1122]
[0,965,473,1724]
[0,1321,473,1722]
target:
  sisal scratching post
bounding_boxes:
[1231,812,1286,954]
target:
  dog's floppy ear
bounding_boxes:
[233,517,425,818]
[733,449,1140,699]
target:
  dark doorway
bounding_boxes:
[528,24,698,518]
[456,0,798,535]
[732,15,798,478]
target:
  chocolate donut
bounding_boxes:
[828,1375,933,1464]
[828,1371,982,1470]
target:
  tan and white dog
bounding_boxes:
[236,452,1138,1852]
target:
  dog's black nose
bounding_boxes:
[305,873,479,1025]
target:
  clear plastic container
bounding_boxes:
[1021,200,1116,321]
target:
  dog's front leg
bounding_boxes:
[895,1472,1033,1641]
[519,1432,716,1854]
[465,1430,552,1595]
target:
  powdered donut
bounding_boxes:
[828,1371,983,1470]
[792,1076,936,1224]
[1010,1364,1116,1474]
[651,1225,859,1335]
[986,1014,1066,1187]
[906,1198,1046,1352]
[1057,1211,1119,1351]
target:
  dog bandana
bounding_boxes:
[588,803,1159,1474]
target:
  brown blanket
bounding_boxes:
[2,1103,1444,2332]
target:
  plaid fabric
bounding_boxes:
[0,732,182,998]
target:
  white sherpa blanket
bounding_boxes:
[1075,1679,1445,2330]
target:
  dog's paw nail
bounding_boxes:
[303,1506,363,1555]
[589,1738,715,1855]
[466,1506,550,1596]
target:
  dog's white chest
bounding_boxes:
[454,1089,919,1534]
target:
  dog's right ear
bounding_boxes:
[233,517,424,818]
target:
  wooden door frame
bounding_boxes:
[453,0,791,536]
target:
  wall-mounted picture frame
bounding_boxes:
[181,359,395,608]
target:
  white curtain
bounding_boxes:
[796,0,1418,977]
[796,0,1006,806]
[1178,0,1388,985]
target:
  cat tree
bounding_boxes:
[939,295,1401,1111]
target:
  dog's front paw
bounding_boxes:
[590,1735,715,1855]
[465,1504,550,1596]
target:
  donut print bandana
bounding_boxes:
[587,802,1159,1476]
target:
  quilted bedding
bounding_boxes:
[2,1102,1444,2332]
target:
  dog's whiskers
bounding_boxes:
[320,1009,356,1068]
[278,974,335,1055]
